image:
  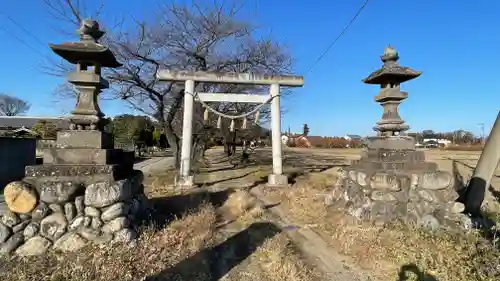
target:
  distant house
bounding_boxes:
[282,134,312,148]
[304,136,324,147]
[423,138,451,148]
[343,134,363,141]
[0,116,69,137]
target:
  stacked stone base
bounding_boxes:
[326,147,469,230]
[0,169,146,257]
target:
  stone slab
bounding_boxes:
[55,130,114,149]
[366,136,415,150]
[364,149,426,162]
[350,160,438,173]
[43,148,130,165]
[24,164,125,180]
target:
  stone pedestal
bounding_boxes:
[268,174,288,187]
[327,139,468,230]
[0,129,146,256]
[175,175,195,189]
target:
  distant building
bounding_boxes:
[0,116,69,137]
[281,134,312,148]
[343,134,363,141]
[423,138,451,147]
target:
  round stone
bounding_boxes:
[3,181,37,214]
[15,236,52,257]
[40,213,68,241]
[420,215,440,231]
[370,173,401,191]
[420,171,452,190]
[356,172,368,187]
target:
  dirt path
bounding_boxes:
[197,148,377,281]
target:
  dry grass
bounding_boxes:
[0,203,218,281]
[0,166,324,281]
[442,145,484,151]
[253,234,320,281]
[262,168,500,281]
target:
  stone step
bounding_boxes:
[43,148,133,165]
[56,130,114,149]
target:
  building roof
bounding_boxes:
[0,116,70,130]
[345,134,363,139]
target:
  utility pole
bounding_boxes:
[478,123,485,146]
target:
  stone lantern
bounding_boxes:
[0,20,147,256]
[363,45,420,138]
[49,19,121,131]
[324,46,468,230]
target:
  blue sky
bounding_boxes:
[0,0,499,137]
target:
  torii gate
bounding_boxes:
[156,70,304,188]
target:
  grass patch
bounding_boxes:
[262,168,500,281]
[0,203,218,281]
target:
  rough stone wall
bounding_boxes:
[0,170,147,257]
[325,168,471,230]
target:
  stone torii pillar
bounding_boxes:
[463,111,500,215]
[156,70,304,188]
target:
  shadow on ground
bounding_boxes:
[145,222,282,281]
[397,263,438,281]
[142,188,233,228]
[195,149,350,188]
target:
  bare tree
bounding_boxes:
[44,0,293,168]
[0,93,30,116]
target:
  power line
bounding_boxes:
[0,25,46,58]
[305,0,370,74]
[0,12,47,47]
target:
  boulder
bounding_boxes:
[84,206,101,217]
[112,228,137,244]
[64,202,76,222]
[101,202,129,222]
[13,220,30,233]
[1,211,20,227]
[78,227,113,244]
[53,232,86,252]
[19,213,31,221]
[37,180,83,204]
[3,181,38,214]
[102,217,129,234]
[40,213,68,241]
[49,204,63,214]
[15,236,51,257]
[69,216,86,230]
[74,196,85,216]
[370,173,401,191]
[419,171,452,190]
[23,222,40,239]
[91,217,104,229]
[83,216,92,227]
[0,222,12,243]
[0,232,24,255]
[31,202,50,221]
[85,180,134,208]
